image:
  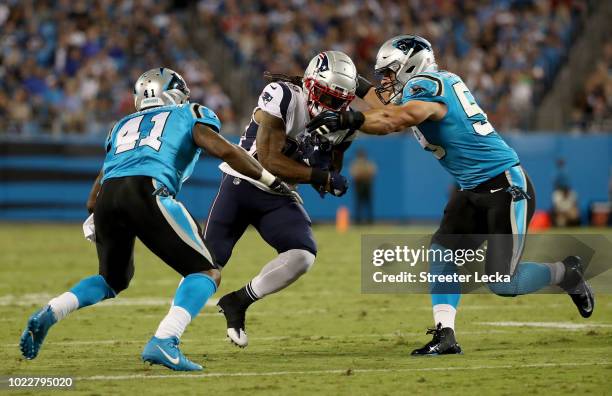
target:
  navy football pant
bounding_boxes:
[204,174,317,268]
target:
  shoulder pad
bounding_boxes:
[257,82,294,123]
[189,103,221,133]
[402,74,447,104]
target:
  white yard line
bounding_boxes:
[0,330,518,348]
[76,361,611,381]
[0,294,219,307]
[479,321,612,330]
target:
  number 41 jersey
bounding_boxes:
[400,71,519,190]
[102,103,221,195]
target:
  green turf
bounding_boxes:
[0,224,610,395]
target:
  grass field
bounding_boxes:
[0,223,610,395]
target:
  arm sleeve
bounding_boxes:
[189,103,222,133]
[257,82,294,124]
[401,75,449,106]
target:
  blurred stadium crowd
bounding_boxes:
[0,0,234,136]
[570,39,612,132]
[0,0,609,136]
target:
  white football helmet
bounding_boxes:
[303,51,358,117]
[374,35,438,104]
[134,67,190,111]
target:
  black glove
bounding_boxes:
[328,171,348,197]
[269,177,293,195]
[270,177,304,204]
[306,110,365,135]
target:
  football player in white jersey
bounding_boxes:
[205,51,366,347]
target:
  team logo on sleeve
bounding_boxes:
[410,84,425,95]
[262,92,273,105]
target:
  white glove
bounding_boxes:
[83,213,96,243]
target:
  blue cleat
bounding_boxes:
[142,336,203,371]
[20,306,57,360]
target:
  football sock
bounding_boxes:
[542,261,565,285]
[233,281,260,310]
[48,275,116,322]
[432,304,457,330]
[155,273,217,339]
[429,243,461,329]
[250,249,315,298]
[48,292,79,322]
[154,306,192,339]
[487,262,552,296]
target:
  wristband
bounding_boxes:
[355,75,373,99]
[258,169,276,186]
[310,168,329,187]
[346,111,365,130]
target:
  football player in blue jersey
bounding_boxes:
[307,35,595,355]
[19,68,292,371]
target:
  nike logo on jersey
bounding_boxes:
[490,188,504,193]
[156,345,179,365]
[270,85,278,90]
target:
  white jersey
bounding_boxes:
[219,81,356,193]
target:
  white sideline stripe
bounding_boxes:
[480,321,612,329]
[76,361,611,381]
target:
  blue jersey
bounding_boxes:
[102,103,221,195]
[400,71,519,189]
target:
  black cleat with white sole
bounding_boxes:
[217,292,249,348]
[559,256,594,318]
[411,323,463,356]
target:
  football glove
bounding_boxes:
[270,177,304,205]
[328,171,349,197]
[306,110,365,136]
[270,177,292,195]
[82,213,95,243]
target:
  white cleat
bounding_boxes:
[227,328,248,348]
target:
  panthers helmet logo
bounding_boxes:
[393,37,431,56]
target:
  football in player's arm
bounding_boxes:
[209,51,358,349]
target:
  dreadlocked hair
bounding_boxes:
[263,71,303,86]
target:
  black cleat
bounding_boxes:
[411,323,463,356]
[217,292,249,347]
[559,256,594,318]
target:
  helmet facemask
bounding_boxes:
[304,78,355,117]
[374,61,407,105]
[373,35,437,105]
[302,51,358,117]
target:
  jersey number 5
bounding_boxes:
[115,111,171,154]
[452,81,494,136]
